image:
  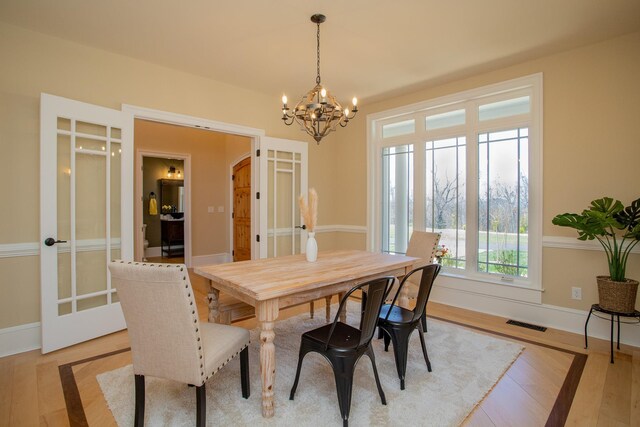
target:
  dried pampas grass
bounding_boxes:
[299,188,318,232]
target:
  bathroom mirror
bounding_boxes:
[160,179,184,217]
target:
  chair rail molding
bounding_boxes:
[543,235,640,253]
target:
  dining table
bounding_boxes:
[194,249,417,418]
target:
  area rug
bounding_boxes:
[97,302,523,426]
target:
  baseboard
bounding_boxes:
[0,322,41,357]
[191,252,232,267]
[144,246,161,258]
[431,284,640,347]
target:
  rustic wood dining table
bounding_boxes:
[194,249,417,418]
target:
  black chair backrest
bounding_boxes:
[385,264,441,323]
[326,276,395,350]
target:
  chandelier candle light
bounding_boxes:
[299,189,318,262]
[281,14,358,144]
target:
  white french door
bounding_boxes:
[258,137,308,258]
[40,94,132,353]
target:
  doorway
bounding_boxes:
[133,118,252,267]
[141,155,188,264]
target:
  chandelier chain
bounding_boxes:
[316,21,321,85]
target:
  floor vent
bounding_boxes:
[506,319,547,332]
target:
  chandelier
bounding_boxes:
[281,14,358,144]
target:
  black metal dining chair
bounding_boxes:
[378,264,441,390]
[289,276,395,427]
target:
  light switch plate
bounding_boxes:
[207,206,214,213]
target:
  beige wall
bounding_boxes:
[0,23,306,329]
[329,31,640,310]
[1,19,639,331]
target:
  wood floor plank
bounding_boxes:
[0,355,14,427]
[479,373,549,426]
[10,356,39,427]
[566,352,610,426]
[36,361,67,423]
[505,354,562,410]
[597,353,632,427]
[463,407,496,426]
[631,351,640,427]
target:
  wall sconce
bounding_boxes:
[167,166,176,178]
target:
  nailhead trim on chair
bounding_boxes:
[205,343,249,380]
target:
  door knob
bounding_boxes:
[44,238,67,246]
[295,225,307,230]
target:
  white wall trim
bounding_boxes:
[0,242,39,258]
[0,239,121,258]
[3,233,637,259]
[0,322,41,357]
[315,225,368,234]
[543,235,640,254]
[191,252,232,267]
[431,284,640,347]
[144,246,162,258]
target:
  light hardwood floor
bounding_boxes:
[1,269,639,426]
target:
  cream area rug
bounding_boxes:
[97,302,523,426]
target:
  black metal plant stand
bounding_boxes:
[584,304,640,364]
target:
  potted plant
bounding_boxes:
[552,197,640,313]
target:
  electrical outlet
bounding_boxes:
[571,287,582,300]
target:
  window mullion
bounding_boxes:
[465,101,479,272]
[413,141,426,232]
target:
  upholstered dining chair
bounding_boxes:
[109,261,250,427]
[289,276,395,427]
[379,230,440,334]
[378,264,441,390]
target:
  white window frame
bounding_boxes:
[367,74,543,304]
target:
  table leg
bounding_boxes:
[309,300,315,319]
[207,283,220,323]
[325,295,332,322]
[338,292,347,323]
[256,299,279,418]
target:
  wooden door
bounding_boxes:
[233,157,251,261]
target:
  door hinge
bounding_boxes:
[256,235,260,242]
[231,212,234,219]
[232,174,235,181]
[232,250,235,256]
[256,192,260,199]
[256,149,261,157]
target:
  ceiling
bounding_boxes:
[1,0,639,103]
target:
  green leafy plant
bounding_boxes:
[552,197,640,281]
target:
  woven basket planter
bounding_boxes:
[597,276,639,314]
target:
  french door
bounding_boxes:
[40,94,131,353]
[258,137,308,258]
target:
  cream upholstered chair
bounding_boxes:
[404,231,441,294]
[109,261,250,427]
[379,231,440,336]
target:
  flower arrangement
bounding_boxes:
[434,245,449,261]
[298,188,318,232]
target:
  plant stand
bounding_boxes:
[584,304,640,363]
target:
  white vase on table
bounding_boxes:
[306,232,318,262]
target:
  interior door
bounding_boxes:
[233,156,251,261]
[258,137,308,258]
[40,94,130,353]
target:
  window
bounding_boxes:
[369,75,542,292]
